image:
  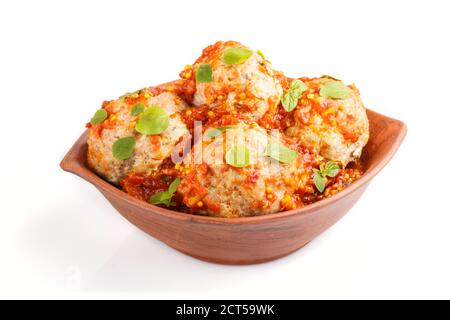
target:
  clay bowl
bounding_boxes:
[61,109,406,265]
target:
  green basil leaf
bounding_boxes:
[313,173,327,193]
[282,80,308,112]
[257,50,271,63]
[112,136,136,160]
[222,47,254,65]
[204,126,236,139]
[90,109,108,125]
[313,161,341,193]
[319,163,326,172]
[266,142,298,164]
[131,103,145,116]
[323,161,340,177]
[119,89,141,99]
[319,81,352,99]
[168,177,181,195]
[281,93,298,112]
[257,50,266,59]
[196,64,213,83]
[321,74,341,81]
[149,177,181,206]
[225,145,250,168]
[290,80,308,99]
[135,106,169,135]
[149,191,172,206]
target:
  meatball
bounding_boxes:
[87,90,189,184]
[185,41,283,120]
[177,123,313,217]
[285,77,369,166]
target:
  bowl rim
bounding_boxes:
[61,108,407,226]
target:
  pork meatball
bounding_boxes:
[177,123,314,217]
[183,41,283,120]
[285,77,369,166]
[87,90,189,184]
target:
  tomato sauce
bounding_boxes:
[106,54,365,216]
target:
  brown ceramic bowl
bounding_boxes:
[61,109,406,265]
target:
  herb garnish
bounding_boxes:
[204,126,236,139]
[319,81,351,99]
[226,145,250,168]
[266,142,298,164]
[135,106,169,135]
[257,50,266,59]
[119,89,141,99]
[281,80,308,112]
[196,64,213,83]
[90,109,108,125]
[321,74,341,81]
[131,103,145,116]
[149,178,181,207]
[222,47,254,65]
[313,161,341,193]
[112,136,136,160]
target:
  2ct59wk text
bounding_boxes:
[176,304,276,317]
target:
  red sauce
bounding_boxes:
[121,170,187,208]
[117,76,365,216]
[121,173,172,202]
[180,105,243,134]
[259,105,295,132]
[90,55,365,216]
[120,158,181,202]
[196,41,242,64]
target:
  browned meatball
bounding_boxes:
[87,90,189,184]
[183,41,283,120]
[285,77,369,166]
[177,123,313,217]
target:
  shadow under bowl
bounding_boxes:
[61,109,406,265]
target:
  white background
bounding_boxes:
[0,0,449,299]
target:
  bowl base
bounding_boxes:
[174,242,311,265]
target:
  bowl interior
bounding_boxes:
[60,108,406,222]
[360,109,407,172]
